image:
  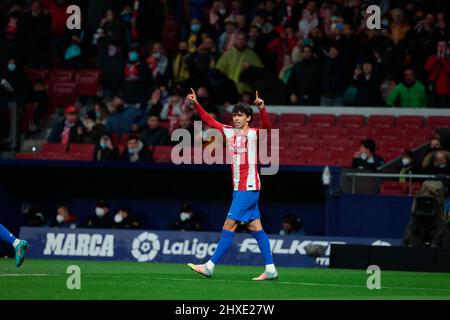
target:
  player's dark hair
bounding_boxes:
[232,103,253,122]
[361,139,376,154]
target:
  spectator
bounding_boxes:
[422,150,450,175]
[169,204,202,231]
[352,139,385,171]
[207,0,227,40]
[120,135,153,162]
[267,25,299,74]
[112,207,140,229]
[207,68,240,106]
[298,1,318,39]
[28,79,49,134]
[188,35,219,88]
[177,112,195,145]
[380,73,397,105]
[93,134,120,161]
[288,45,321,105]
[146,42,169,82]
[352,60,382,106]
[105,96,145,134]
[424,40,450,108]
[390,8,410,45]
[122,44,153,106]
[435,128,450,151]
[63,34,82,69]
[1,57,32,107]
[218,16,238,53]
[49,205,78,229]
[320,46,345,106]
[215,31,264,94]
[398,150,417,182]
[279,214,307,236]
[172,41,191,86]
[140,115,170,146]
[49,0,69,63]
[160,88,187,122]
[47,105,85,144]
[279,54,293,84]
[22,0,51,68]
[94,9,126,97]
[387,68,427,108]
[85,200,113,229]
[187,18,203,53]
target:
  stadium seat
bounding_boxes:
[290,127,314,139]
[380,181,406,196]
[26,69,49,82]
[402,127,433,141]
[342,127,372,140]
[409,137,428,149]
[320,138,349,151]
[152,145,173,163]
[75,70,102,96]
[367,115,396,128]
[313,126,342,139]
[396,116,425,128]
[308,114,336,127]
[379,139,409,151]
[306,150,330,166]
[329,150,353,167]
[49,82,77,112]
[336,115,365,128]
[278,113,306,126]
[15,152,44,160]
[68,144,95,160]
[292,138,319,150]
[372,127,403,140]
[41,143,68,154]
[427,116,450,129]
[50,69,75,82]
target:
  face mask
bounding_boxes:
[114,214,123,224]
[56,214,64,223]
[128,51,139,62]
[219,9,226,15]
[401,158,411,166]
[95,207,106,218]
[65,44,81,60]
[180,212,190,222]
[95,111,101,118]
[99,142,106,149]
[360,153,368,160]
[191,24,201,33]
[7,63,16,72]
[152,52,161,59]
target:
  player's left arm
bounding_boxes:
[254,91,271,130]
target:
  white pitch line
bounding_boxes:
[149,276,450,293]
[0,274,54,277]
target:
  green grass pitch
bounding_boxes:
[0,259,449,299]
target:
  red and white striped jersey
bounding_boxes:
[193,102,271,191]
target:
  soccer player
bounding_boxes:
[186,88,278,281]
[0,224,29,267]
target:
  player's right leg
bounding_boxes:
[0,224,29,267]
[188,219,238,278]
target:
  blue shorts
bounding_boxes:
[227,191,260,222]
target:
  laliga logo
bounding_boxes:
[131,232,160,262]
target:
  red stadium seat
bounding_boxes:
[402,127,433,141]
[278,113,306,126]
[15,152,44,160]
[41,153,73,161]
[289,127,314,139]
[396,116,425,128]
[329,150,353,167]
[372,127,403,140]
[152,145,173,163]
[342,127,372,140]
[427,116,450,129]
[308,114,336,127]
[68,144,95,161]
[380,181,406,196]
[26,69,49,82]
[49,82,77,112]
[41,143,68,153]
[409,138,428,149]
[292,138,319,150]
[313,126,342,139]
[336,115,365,128]
[320,139,349,151]
[367,115,396,128]
[50,69,75,82]
[306,150,330,165]
[379,139,409,151]
[75,70,102,96]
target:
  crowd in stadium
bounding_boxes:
[0,0,449,174]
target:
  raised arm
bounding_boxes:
[254,91,271,130]
[187,88,224,131]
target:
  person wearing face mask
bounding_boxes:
[63,34,82,68]
[147,42,169,80]
[169,204,202,231]
[423,138,443,163]
[47,105,85,144]
[187,18,203,53]
[50,205,78,229]
[352,139,385,171]
[122,45,153,106]
[398,150,417,182]
[105,96,145,134]
[85,200,113,229]
[119,135,153,162]
[218,17,238,53]
[387,68,427,108]
[94,134,120,161]
[112,208,140,229]
[215,31,264,94]
[172,41,191,86]
[422,150,450,175]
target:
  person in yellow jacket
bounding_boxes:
[215,31,264,94]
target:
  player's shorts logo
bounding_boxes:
[131,232,160,262]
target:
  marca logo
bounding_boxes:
[131,232,217,262]
[43,233,114,257]
[239,238,346,256]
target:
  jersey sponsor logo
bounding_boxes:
[43,232,114,257]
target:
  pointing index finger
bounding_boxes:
[255,91,259,99]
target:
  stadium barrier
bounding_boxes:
[20,227,401,268]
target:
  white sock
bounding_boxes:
[206,260,215,272]
[12,239,20,248]
[265,264,276,273]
